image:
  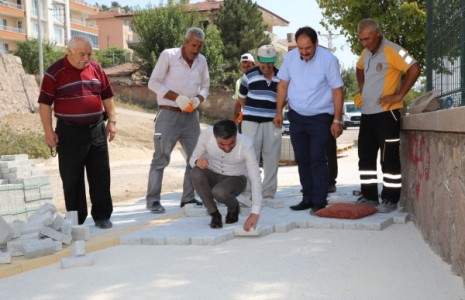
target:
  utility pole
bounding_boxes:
[36,0,44,85]
[318,31,342,53]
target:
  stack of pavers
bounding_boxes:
[0,154,93,268]
[0,154,53,223]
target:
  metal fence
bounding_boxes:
[426,0,465,108]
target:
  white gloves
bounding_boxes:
[175,95,201,113]
[191,97,201,109]
[175,95,192,112]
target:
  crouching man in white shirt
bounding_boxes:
[190,120,262,231]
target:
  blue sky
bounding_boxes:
[94,0,358,67]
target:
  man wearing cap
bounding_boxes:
[273,26,344,215]
[233,53,255,132]
[238,45,281,203]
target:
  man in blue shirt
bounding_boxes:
[273,26,344,214]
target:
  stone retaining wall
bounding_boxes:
[401,107,465,286]
[0,54,39,118]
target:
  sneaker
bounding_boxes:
[377,200,397,213]
[356,196,379,206]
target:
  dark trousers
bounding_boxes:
[289,110,332,208]
[56,120,113,224]
[191,167,246,214]
[358,110,401,203]
[326,134,338,184]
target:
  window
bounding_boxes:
[54,27,64,45]
[70,30,99,49]
[0,43,9,53]
[1,19,7,31]
[53,5,63,23]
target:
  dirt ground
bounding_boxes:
[0,109,187,212]
[1,109,359,213]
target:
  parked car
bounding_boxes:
[282,109,290,135]
[343,101,362,129]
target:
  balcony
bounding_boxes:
[0,24,26,41]
[0,0,26,18]
[70,19,98,35]
[69,0,98,14]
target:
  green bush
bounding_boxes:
[0,125,50,159]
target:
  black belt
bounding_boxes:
[58,117,104,129]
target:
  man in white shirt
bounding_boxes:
[190,120,262,231]
[146,27,210,214]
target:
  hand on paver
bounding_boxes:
[243,213,259,232]
[191,97,201,109]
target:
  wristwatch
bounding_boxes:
[333,119,343,125]
[108,120,117,125]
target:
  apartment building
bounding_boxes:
[0,0,99,54]
[89,0,289,54]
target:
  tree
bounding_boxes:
[130,1,224,85]
[215,0,271,77]
[14,39,66,75]
[130,2,201,76]
[202,28,225,86]
[316,0,426,72]
[341,67,359,100]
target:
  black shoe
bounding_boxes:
[209,211,223,229]
[290,201,312,211]
[309,206,325,215]
[94,219,113,229]
[180,199,203,208]
[328,184,336,193]
[150,201,166,214]
[225,205,240,224]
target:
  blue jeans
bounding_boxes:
[289,110,332,208]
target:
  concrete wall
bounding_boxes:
[401,107,465,286]
[113,85,236,121]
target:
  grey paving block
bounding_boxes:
[40,226,64,241]
[27,211,54,227]
[54,241,63,252]
[264,199,285,208]
[21,238,56,259]
[9,220,23,238]
[60,219,73,235]
[7,239,28,256]
[71,226,91,241]
[71,240,86,257]
[392,212,409,224]
[184,207,208,217]
[65,211,78,225]
[119,234,142,245]
[234,225,274,237]
[61,254,95,269]
[24,189,41,202]
[141,237,154,245]
[355,216,393,231]
[307,219,332,229]
[0,216,14,244]
[1,154,29,161]
[50,213,65,230]
[165,236,191,245]
[191,231,235,246]
[0,251,12,264]
[274,221,297,233]
[61,234,73,245]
